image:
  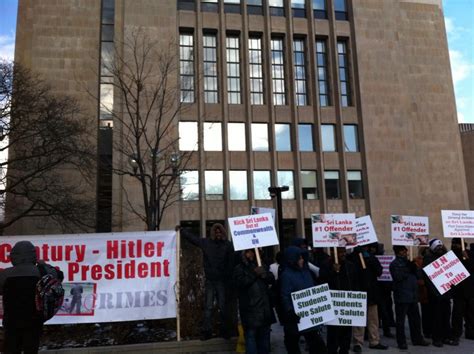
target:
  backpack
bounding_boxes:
[35,263,65,322]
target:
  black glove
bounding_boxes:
[286,310,300,324]
[254,266,266,278]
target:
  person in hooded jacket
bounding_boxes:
[179,223,234,340]
[319,247,359,354]
[280,246,327,354]
[234,249,275,354]
[0,240,62,354]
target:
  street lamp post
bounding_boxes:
[268,185,289,248]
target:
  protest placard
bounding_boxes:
[391,215,429,246]
[0,231,177,325]
[356,216,378,248]
[326,291,367,327]
[423,250,471,295]
[442,210,474,238]
[251,206,276,222]
[376,255,395,281]
[228,213,278,251]
[312,214,356,248]
[291,283,335,331]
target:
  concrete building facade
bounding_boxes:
[9,0,468,246]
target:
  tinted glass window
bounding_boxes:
[298,124,313,151]
[321,124,336,152]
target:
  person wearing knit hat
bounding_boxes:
[423,238,456,347]
[429,239,443,252]
[0,241,43,353]
[390,245,429,349]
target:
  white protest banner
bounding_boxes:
[356,216,378,248]
[376,255,396,281]
[228,213,278,251]
[0,231,176,325]
[291,283,335,331]
[442,210,474,238]
[391,215,429,246]
[312,213,356,248]
[327,291,367,327]
[423,250,471,295]
[251,206,276,223]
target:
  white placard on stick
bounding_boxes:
[442,210,474,238]
[291,283,335,331]
[376,255,396,281]
[228,213,278,251]
[312,213,356,248]
[327,291,367,327]
[391,215,429,246]
[356,216,378,248]
[423,250,471,295]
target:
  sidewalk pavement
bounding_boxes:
[41,321,474,354]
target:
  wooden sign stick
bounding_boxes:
[255,247,262,267]
[334,247,339,264]
[462,238,467,260]
[359,252,367,269]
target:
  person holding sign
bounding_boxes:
[422,238,457,347]
[280,246,328,354]
[389,246,429,350]
[233,249,276,354]
[319,247,359,354]
[349,244,388,352]
[179,224,234,340]
[450,238,474,342]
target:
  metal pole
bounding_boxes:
[277,190,283,245]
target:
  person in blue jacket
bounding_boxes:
[280,246,327,354]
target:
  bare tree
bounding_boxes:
[0,60,96,232]
[100,29,192,231]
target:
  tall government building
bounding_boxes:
[9,0,468,247]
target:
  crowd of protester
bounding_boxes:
[181,223,474,354]
[3,224,474,354]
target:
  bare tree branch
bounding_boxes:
[0,60,96,232]
[91,28,193,231]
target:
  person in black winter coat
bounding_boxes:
[319,247,359,354]
[234,249,275,354]
[389,245,429,349]
[179,223,234,340]
[0,240,62,353]
[349,244,388,352]
[450,238,474,342]
[423,238,457,347]
[280,246,327,354]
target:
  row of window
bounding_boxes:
[179,122,359,152]
[180,169,363,201]
[99,0,115,127]
[179,33,351,107]
[178,0,348,20]
[97,0,115,233]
